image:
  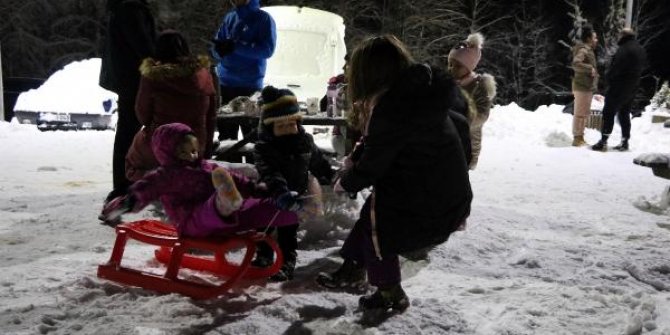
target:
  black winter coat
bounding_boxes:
[253,126,335,197]
[99,0,156,96]
[340,64,473,255]
[606,35,646,100]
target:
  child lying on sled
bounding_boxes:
[100,122,299,237]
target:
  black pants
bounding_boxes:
[108,93,141,201]
[258,224,299,264]
[216,86,258,140]
[601,84,636,139]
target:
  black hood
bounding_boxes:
[618,34,636,46]
[378,63,465,124]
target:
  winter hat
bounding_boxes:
[448,32,484,72]
[260,85,302,125]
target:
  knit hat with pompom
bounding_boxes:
[260,85,302,125]
[448,32,484,72]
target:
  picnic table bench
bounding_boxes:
[634,153,670,180]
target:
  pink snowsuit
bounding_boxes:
[128,123,298,237]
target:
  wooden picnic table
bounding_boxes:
[634,153,670,180]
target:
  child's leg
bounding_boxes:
[212,167,243,216]
[185,196,298,237]
[235,198,299,231]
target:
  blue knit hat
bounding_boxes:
[260,86,302,125]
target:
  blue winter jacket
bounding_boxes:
[213,0,276,90]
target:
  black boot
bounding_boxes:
[251,242,274,268]
[359,284,410,312]
[316,259,366,290]
[613,138,629,151]
[591,136,608,152]
[269,250,296,282]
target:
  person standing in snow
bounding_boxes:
[447,32,497,170]
[570,25,599,147]
[99,0,156,203]
[212,0,276,148]
[315,35,473,314]
[251,86,335,281]
[124,30,217,183]
[591,28,646,152]
[101,123,299,237]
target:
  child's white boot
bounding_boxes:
[212,167,243,216]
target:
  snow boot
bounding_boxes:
[591,137,608,151]
[613,138,629,151]
[212,167,243,216]
[316,259,367,291]
[269,251,296,282]
[572,135,587,147]
[359,284,410,312]
[251,242,275,268]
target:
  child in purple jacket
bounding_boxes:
[101,122,298,237]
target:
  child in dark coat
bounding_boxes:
[101,123,298,237]
[252,85,335,281]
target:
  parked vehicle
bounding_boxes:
[12,58,117,131]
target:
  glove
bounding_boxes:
[212,39,235,56]
[100,195,136,224]
[252,182,269,197]
[275,191,302,211]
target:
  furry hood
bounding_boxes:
[139,55,215,96]
[140,55,211,80]
[478,73,497,100]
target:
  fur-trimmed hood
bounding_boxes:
[140,55,211,80]
[478,73,497,100]
[139,55,215,96]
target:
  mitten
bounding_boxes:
[252,182,269,197]
[276,191,302,211]
[213,39,235,56]
[100,195,136,224]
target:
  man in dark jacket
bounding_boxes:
[592,28,646,151]
[212,0,276,145]
[99,0,155,202]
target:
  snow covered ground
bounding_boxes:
[1,104,669,335]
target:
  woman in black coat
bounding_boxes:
[316,35,473,314]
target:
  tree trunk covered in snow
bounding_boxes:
[1,0,668,107]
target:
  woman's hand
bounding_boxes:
[333,178,346,194]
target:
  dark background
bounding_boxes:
[1,0,668,111]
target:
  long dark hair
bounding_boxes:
[155,30,191,63]
[346,35,414,130]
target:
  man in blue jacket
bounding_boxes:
[212,0,276,145]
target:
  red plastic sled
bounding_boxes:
[97,219,283,300]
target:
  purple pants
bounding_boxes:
[340,199,401,288]
[180,196,298,238]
